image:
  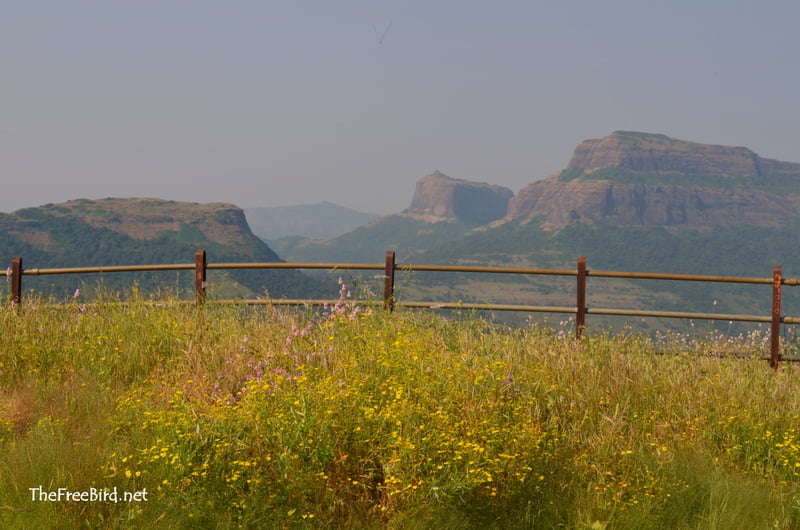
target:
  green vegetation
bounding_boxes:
[1,292,799,528]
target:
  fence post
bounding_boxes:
[10,257,22,307]
[195,250,207,306]
[770,265,782,369]
[576,257,587,338]
[384,250,396,312]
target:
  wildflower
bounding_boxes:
[5,267,10,282]
[73,288,81,299]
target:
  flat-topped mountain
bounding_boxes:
[1,198,328,298]
[507,131,800,229]
[565,130,800,178]
[407,171,514,224]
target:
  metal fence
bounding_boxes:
[7,251,799,369]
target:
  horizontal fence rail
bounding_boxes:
[6,251,798,369]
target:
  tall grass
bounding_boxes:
[1,289,799,528]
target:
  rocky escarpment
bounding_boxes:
[507,131,800,229]
[407,171,514,224]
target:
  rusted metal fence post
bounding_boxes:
[195,250,207,306]
[771,265,782,369]
[576,257,587,338]
[11,257,22,307]
[384,250,396,312]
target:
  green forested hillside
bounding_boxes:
[411,218,800,324]
[2,201,333,300]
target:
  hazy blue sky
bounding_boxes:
[2,1,799,215]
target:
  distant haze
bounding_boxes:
[245,202,378,240]
[2,1,800,215]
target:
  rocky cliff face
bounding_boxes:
[507,131,800,229]
[407,171,514,224]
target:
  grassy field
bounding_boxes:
[1,286,800,528]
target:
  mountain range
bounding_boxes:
[5,131,800,326]
[273,131,800,325]
[278,131,800,261]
